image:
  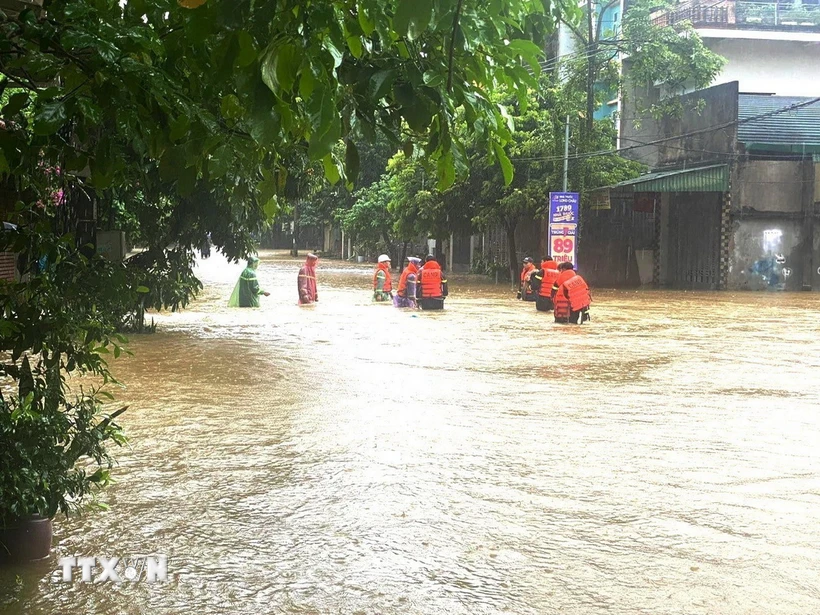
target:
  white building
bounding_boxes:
[646,0,820,97]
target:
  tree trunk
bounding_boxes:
[586,0,596,140]
[399,241,408,270]
[505,221,518,288]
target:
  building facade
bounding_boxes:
[588,81,820,291]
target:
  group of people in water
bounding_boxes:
[229,251,589,323]
[372,253,449,310]
[229,252,448,310]
[518,255,591,324]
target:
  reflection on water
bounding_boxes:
[2,250,820,615]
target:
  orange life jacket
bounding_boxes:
[397,262,418,297]
[537,260,560,298]
[373,263,392,292]
[564,274,591,311]
[520,263,535,283]
[419,260,443,298]
[552,269,577,319]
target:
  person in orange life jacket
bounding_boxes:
[373,254,393,302]
[551,262,591,324]
[394,256,421,308]
[529,255,560,312]
[517,257,537,301]
[416,255,448,310]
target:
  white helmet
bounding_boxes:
[378,254,391,263]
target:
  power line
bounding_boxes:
[509,96,820,164]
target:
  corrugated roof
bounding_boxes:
[738,94,820,148]
[613,164,729,193]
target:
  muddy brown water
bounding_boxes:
[2,250,820,614]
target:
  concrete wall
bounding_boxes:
[620,81,739,168]
[728,160,816,290]
[703,38,820,97]
[734,161,806,214]
[729,219,804,290]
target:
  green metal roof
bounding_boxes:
[739,94,820,153]
[613,164,729,193]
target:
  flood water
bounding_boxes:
[2,250,820,614]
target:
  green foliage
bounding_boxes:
[0,220,129,526]
[0,389,126,527]
[622,0,726,113]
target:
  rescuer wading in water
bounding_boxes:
[551,261,591,324]
[518,257,537,301]
[373,254,393,302]
[529,255,560,313]
[394,256,421,308]
[416,255,448,310]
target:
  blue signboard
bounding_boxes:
[548,192,580,264]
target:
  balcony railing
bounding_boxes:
[651,0,820,30]
[737,1,820,27]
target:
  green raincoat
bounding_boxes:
[229,256,266,307]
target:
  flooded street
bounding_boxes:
[3,250,820,614]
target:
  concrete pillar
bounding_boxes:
[469,235,476,269]
[719,187,732,290]
[802,161,817,290]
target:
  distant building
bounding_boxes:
[586,81,820,291]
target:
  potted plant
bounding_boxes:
[0,361,127,562]
[0,220,130,563]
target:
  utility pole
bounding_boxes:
[563,114,570,192]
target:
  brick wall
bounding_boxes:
[0,251,16,282]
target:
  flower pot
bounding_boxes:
[0,516,53,563]
[356,255,365,263]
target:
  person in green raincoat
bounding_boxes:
[228,256,270,307]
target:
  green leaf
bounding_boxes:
[263,195,279,219]
[394,83,434,131]
[77,97,102,125]
[346,35,363,59]
[323,154,341,185]
[508,39,543,74]
[209,145,232,178]
[2,92,29,117]
[33,101,67,136]
[493,141,514,186]
[369,69,396,101]
[307,84,340,160]
[358,7,375,36]
[300,68,316,99]
[345,140,360,184]
[136,286,150,293]
[177,164,197,196]
[261,43,300,94]
[437,150,456,191]
[237,31,257,67]
[169,115,190,142]
[394,0,433,39]
[220,94,242,120]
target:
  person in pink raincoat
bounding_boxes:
[297,253,319,304]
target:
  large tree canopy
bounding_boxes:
[0,0,571,257]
